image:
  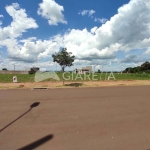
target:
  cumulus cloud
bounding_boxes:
[144,46,150,55]
[60,28,116,60]
[78,10,95,18]
[121,54,147,63]
[37,0,67,25]
[2,37,61,63]
[1,0,150,68]
[59,0,150,63]
[0,3,39,63]
[0,3,38,40]
[4,28,115,63]
[95,0,150,51]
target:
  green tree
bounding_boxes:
[141,61,150,71]
[2,68,7,71]
[52,48,75,72]
[97,69,101,73]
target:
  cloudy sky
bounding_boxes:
[0,0,150,71]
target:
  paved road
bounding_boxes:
[0,86,150,150]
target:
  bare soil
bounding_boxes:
[0,80,150,89]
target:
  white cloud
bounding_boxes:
[94,18,108,24]
[11,3,20,9]
[90,26,98,34]
[1,0,150,68]
[62,0,150,62]
[78,10,95,18]
[0,55,2,64]
[0,3,39,63]
[0,15,4,18]
[37,0,67,25]
[144,47,150,55]
[95,0,150,52]
[0,3,38,40]
[88,10,95,17]
[0,14,4,26]
[1,38,61,63]
[54,28,116,60]
[121,54,147,63]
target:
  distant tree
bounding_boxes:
[52,48,75,72]
[133,67,141,73]
[123,67,133,73]
[123,61,150,73]
[97,69,101,73]
[2,68,7,71]
[141,61,150,71]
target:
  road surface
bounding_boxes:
[0,86,150,150]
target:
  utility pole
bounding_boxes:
[93,65,95,73]
[120,63,122,74]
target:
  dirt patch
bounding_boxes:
[0,80,150,89]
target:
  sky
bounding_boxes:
[0,0,150,71]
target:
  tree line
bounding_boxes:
[123,61,150,73]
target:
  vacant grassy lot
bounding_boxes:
[0,72,150,83]
[0,74,35,83]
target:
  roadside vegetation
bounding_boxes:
[123,61,150,74]
[0,72,150,83]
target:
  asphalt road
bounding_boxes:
[0,86,150,150]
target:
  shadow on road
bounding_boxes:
[17,134,53,150]
[65,82,83,87]
[0,102,40,133]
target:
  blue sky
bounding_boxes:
[0,0,150,71]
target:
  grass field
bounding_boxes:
[0,72,150,83]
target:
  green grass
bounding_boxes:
[58,72,150,81]
[0,74,35,83]
[0,72,150,83]
[113,73,150,80]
